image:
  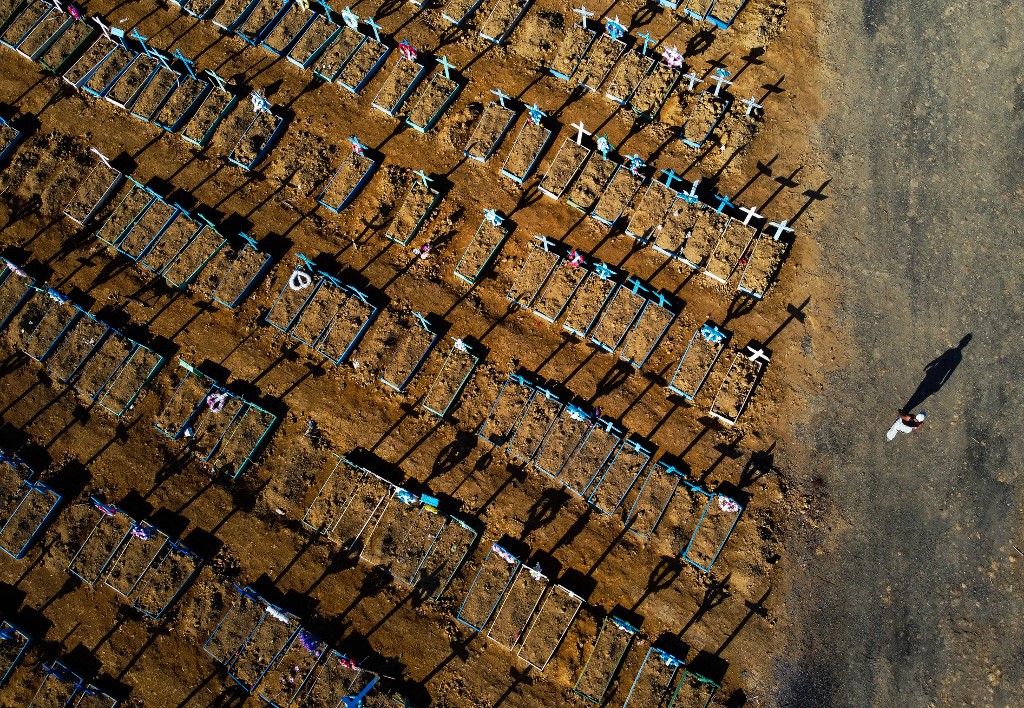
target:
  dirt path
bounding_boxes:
[778,0,1024,705]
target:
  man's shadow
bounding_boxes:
[902,334,972,412]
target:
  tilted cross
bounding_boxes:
[93,16,112,42]
[484,208,504,226]
[768,219,794,241]
[490,87,510,108]
[322,1,336,23]
[129,28,150,56]
[342,677,379,708]
[341,6,359,29]
[573,5,595,30]
[682,70,703,91]
[154,49,175,73]
[89,147,112,169]
[662,168,679,191]
[710,68,733,97]
[741,95,763,116]
[745,345,770,363]
[412,311,433,331]
[625,276,647,295]
[437,55,455,79]
[206,69,230,92]
[739,204,762,226]
[650,290,673,309]
[172,48,197,78]
[637,30,653,55]
[413,169,432,188]
[572,120,590,145]
[715,192,734,213]
[534,234,556,251]
[363,16,382,41]
[682,179,700,203]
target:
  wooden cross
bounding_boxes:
[154,49,175,73]
[129,28,151,56]
[296,253,317,271]
[573,5,595,30]
[490,87,510,108]
[682,70,703,91]
[172,48,197,79]
[92,16,112,42]
[637,30,653,55]
[745,345,770,363]
[767,219,794,241]
[661,168,680,191]
[710,68,733,97]
[363,16,382,41]
[437,55,455,79]
[741,95,763,116]
[738,204,762,226]
[714,192,733,213]
[89,147,112,169]
[412,311,433,331]
[413,169,432,188]
[572,120,590,145]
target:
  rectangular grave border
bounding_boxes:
[572,615,639,703]
[591,162,645,227]
[212,0,262,32]
[619,289,680,369]
[116,192,179,262]
[421,337,481,417]
[500,115,551,184]
[588,437,653,515]
[209,232,273,309]
[387,500,446,585]
[64,153,124,225]
[506,235,562,309]
[0,480,62,559]
[313,282,378,365]
[560,417,624,499]
[385,173,441,246]
[532,403,591,478]
[453,212,510,284]
[681,90,731,149]
[66,498,133,585]
[604,49,655,105]
[456,543,520,631]
[517,583,583,671]
[235,0,292,46]
[181,83,240,148]
[506,383,562,464]
[0,620,30,686]
[537,136,591,200]
[708,346,768,426]
[625,460,684,540]
[463,99,517,163]
[153,359,216,439]
[485,563,548,649]
[256,629,329,708]
[590,278,648,353]
[264,254,322,334]
[30,661,84,706]
[102,521,168,597]
[622,646,685,707]
[22,287,80,363]
[549,23,595,81]
[624,172,679,242]
[103,51,159,110]
[561,262,619,338]
[477,370,536,446]
[132,538,203,619]
[379,311,441,391]
[19,6,74,62]
[371,56,426,116]
[228,107,285,170]
[285,8,340,69]
[335,36,390,93]
[669,667,721,707]
[0,261,36,328]
[668,323,727,400]
[440,0,483,26]
[405,69,461,132]
[81,44,140,99]
[317,150,377,213]
[2,1,56,52]
[708,0,748,29]
[682,490,743,572]
[38,17,98,75]
[300,453,353,535]
[420,513,477,600]
[478,0,530,44]
[230,591,300,692]
[736,230,790,299]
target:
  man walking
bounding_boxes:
[887,411,926,441]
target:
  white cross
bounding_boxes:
[89,148,112,169]
[682,71,703,91]
[93,16,112,42]
[741,96,763,116]
[745,346,770,363]
[710,69,732,97]
[573,5,594,30]
[768,219,794,241]
[739,204,762,226]
[534,234,555,251]
[206,69,230,92]
[490,88,509,108]
[571,120,590,145]
[682,179,699,203]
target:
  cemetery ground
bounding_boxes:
[0,0,839,705]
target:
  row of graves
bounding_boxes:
[264,254,484,417]
[1,644,121,707]
[661,0,750,31]
[0,1,287,169]
[0,259,165,419]
[478,370,746,572]
[69,150,274,306]
[0,450,61,561]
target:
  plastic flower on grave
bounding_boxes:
[627,154,645,175]
[484,209,503,226]
[528,104,544,125]
[349,137,366,155]
[662,45,683,69]
[605,17,625,40]
[249,92,270,113]
[596,134,613,158]
[298,630,323,655]
[398,40,418,61]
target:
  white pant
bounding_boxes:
[886,419,915,440]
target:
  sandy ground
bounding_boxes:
[0,0,836,705]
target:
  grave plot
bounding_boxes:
[565,155,617,212]
[549,22,595,80]
[454,213,509,283]
[95,178,153,247]
[683,492,743,571]
[626,460,683,540]
[71,331,133,401]
[589,439,652,515]
[210,403,278,478]
[705,219,756,283]
[458,544,520,630]
[0,116,19,163]
[16,5,72,61]
[62,36,115,89]
[560,420,622,498]
[681,91,731,148]
[670,669,719,707]
[236,0,289,46]
[590,281,647,352]
[668,323,727,399]
[576,31,625,91]
[153,76,211,132]
[388,505,446,584]
[631,61,680,119]
[623,647,683,708]
[128,64,180,121]
[405,68,460,132]
[0,481,61,559]
[573,616,638,703]
[359,489,421,569]
[0,260,34,328]
[301,650,366,707]
[683,0,714,21]
[415,515,476,599]
[538,137,590,200]
[532,257,586,323]
[287,276,348,347]
[285,7,337,67]
[0,454,26,520]
[487,564,547,649]
[386,175,440,245]
[311,24,364,81]
[372,55,425,116]
[0,0,49,51]
[380,313,439,391]
[22,289,80,362]
[132,540,201,619]
[464,101,516,162]
[153,362,214,439]
[708,0,748,28]
[660,477,713,554]
[257,630,325,707]
[619,293,678,368]
[302,455,359,535]
[137,210,204,274]
[68,502,133,585]
[562,268,617,338]
[507,387,562,463]
[478,372,535,446]
[507,237,559,308]
[82,44,137,98]
[117,197,178,260]
[180,0,222,19]
[0,0,24,28]
[652,195,703,259]
[326,470,393,549]
[478,0,529,43]
[44,311,108,384]
[315,286,378,364]
[38,17,96,74]
[162,220,226,288]
[204,587,266,666]
[681,210,730,269]
[0,621,30,686]
[518,583,583,670]
[212,0,261,32]
[182,86,239,147]
[605,49,654,105]
[207,235,272,308]
[625,176,678,241]
[103,522,167,596]
[440,0,483,25]
[4,286,49,352]
[74,684,119,708]
[533,405,590,478]
[98,341,159,417]
[104,53,159,109]
[29,662,81,707]
[709,347,767,425]
[229,108,284,169]
[422,339,479,417]
[737,231,789,299]
[181,387,245,460]
[501,117,550,184]
[318,151,376,212]
[591,164,644,226]
[335,36,389,93]
[64,156,123,225]
[230,603,299,691]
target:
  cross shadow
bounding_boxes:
[901,334,971,413]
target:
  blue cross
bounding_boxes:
[172,48,197,79]
[490,88,510,108]
[715,193,734,213]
